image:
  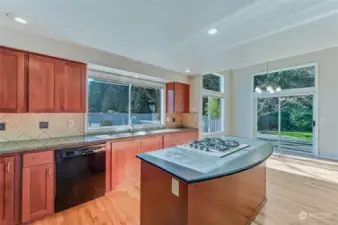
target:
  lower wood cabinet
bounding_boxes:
[22,152,55,223]
[139,135,163,153]
[0,157,15,225]
[111,140,139,190]
[163,130,198,148]
[110,135,163,190]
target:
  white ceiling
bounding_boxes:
[1,0,338,74]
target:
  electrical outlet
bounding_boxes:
[39,122,49,129]
[171,178,179,197]
[68,120,75,128]
[0,123,5,131]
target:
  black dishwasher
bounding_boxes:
[55,144,106,212]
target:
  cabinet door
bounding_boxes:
[174,83,189,113]
[55,62,86,112]
[111,140,139,190]
[166,83,175,113]
[0,48,25,113]
[139,135,163,153]
[28,55,60,112]
[0,157,14,225]
[22,163,54,223]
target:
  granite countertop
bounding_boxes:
[137,136,273,183]
[0,128,197,155]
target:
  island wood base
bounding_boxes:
[140,161,267,225]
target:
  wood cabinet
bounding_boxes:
[111,140,139,190]
[0,48,26,113]
[55,62,86,112]
[163,130,198,148]
[166,82,190,113]
[0,157,15,225]
[28,54,60,112]
[22,151,54,223]
[0,46,87,113]
[110,135,164,190]
[139,135,163,153]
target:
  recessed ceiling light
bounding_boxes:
[208,28,218,35]
[185,68,190,73]
[6,13,27,24]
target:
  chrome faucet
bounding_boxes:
[130,116,138,132]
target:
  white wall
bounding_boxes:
[230,46,338,159]
[0,26,188,84]
[188,71,232,138]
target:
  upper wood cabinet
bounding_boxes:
[55,62,86,112]
[22,151,55,223]
[166,82,190,113]
[0,46,87,113]
[0,156,15,225]
[28,54,60,113]
[0,48,26,113]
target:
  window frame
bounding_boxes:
[201,73,225,135]
[250,62,319,156]
[252,63,317,98]
[85,68,165,133]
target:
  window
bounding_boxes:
[253,65,315,93]
[201,73,224,134]
[87,77,164,130]
[202,96,223,133]
[203,74,223,92]
[131,86,162,125]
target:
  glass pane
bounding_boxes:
[203,74,222,92]
[202,96,223,133]
[254,66,315,93]
[131,86,162,125]
[202,97,209,133]
[280,95,313,153]
[88,79,129,128]
[256,97,279,149]
[209,97,222,133]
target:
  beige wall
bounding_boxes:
[230,46,338,159]
[0,26,188,84]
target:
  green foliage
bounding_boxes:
[273,131,313,141]
[204,97,220,118]
[88,80,160,115]
[100,119,113,127]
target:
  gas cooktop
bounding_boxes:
[178,137,250,158]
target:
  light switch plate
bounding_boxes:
[171,178,179,197]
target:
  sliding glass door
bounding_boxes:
[256,94,314,153]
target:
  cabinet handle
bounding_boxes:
[48,168,52,177]
[6,162,10,173]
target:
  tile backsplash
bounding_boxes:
[166,112,198,129]
[0,113,85,142]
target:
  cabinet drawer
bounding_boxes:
[23,151,54,168]
[163,131,198,143]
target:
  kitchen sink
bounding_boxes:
[95,128,182,140]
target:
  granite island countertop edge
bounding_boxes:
[137,138,273,184]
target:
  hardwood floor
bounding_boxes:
[32,153,338,225]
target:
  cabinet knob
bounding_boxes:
[6,162,10,173]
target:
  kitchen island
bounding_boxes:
[137,136,273,225]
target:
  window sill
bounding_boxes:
[202,131,226,137]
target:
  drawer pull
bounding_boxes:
[6,162,10,173]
